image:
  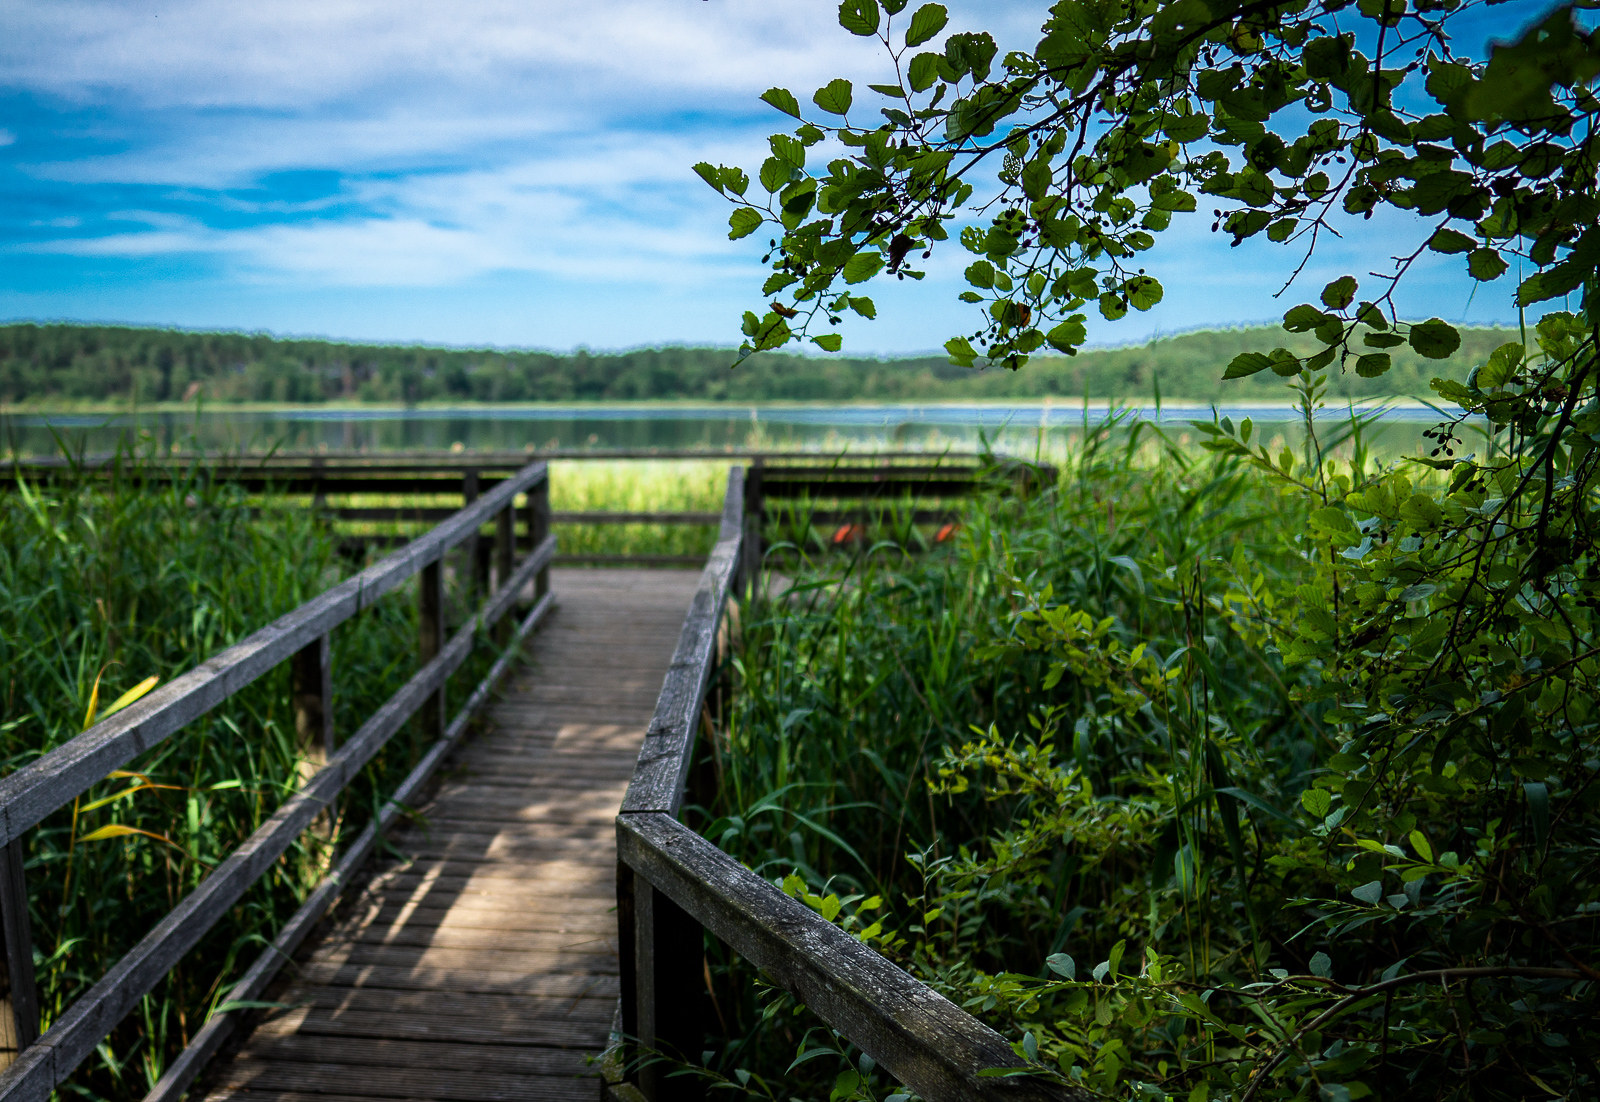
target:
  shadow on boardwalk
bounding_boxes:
[196,569,701,1102]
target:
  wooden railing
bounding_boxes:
[3,451,1022,569]
[613,463,1072,1102]
[0,460,557,1102]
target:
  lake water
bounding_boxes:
[2,402,1463,457]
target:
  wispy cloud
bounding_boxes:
[0,0,1522,350]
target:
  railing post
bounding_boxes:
[418,558,446,739]
[494,504,515,644]
[741,460,764,601]
[528,474,551,601]
[0,837,39,1067]
[291,633,333,763]
[632,878,705,1102]
[463,470,487,603]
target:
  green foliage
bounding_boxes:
[705,0,1599,375]
[0,321,1521,408]
[708,415,1597,1099]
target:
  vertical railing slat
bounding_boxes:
[418,559,446,739]
[0,839,39,1068]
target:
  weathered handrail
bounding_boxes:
[614,463,1072,1101]
[0,460,556,1102]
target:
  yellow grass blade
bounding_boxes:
[77,824,171,844]
[100,675,160,722]
[81,668,105,732]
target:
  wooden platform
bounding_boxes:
[197,569,702,1102]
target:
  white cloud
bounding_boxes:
[0,0,890,110]
[25,128,776,287]
[0,128,15,146]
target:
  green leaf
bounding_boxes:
[1283,303,1329,333]
[1046,318,1086,352]
[1321,275,1358,309]
[1525,782,1550,849]
[1409,830,1434,863]
[1125,275,1163,310]
[811,333,843,352]
[1477,342,1523,388]
[908,52,940,92]
[1045,953,1076,979]
[1224,352,1273,378]
[728,208,763,240]
[1355,352,1391,377]
[1364,331,1405,348]
[1270,347,1304,377]
[1098,292,1127,321]
[1309,950,1333,978]
[843,252,885,284]
[1021,157,1052,201]
[1351,881,1385,906]
[759,157,791,194]
[848,296,876,319]
[1428,227,1476,254]
[1468,248,1509,281]
[904,3,948,48]
[1301,788,1332,817]
[693,162,724,193]
[945,336,978,366]
[1408,318,1461,359]
[813,79,854,115]
[964,260,995,289]
[761,87,802,118]
[838,0,881,36]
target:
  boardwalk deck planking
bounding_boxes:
[197,569,700,1102]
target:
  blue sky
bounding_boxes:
[0,0,1545,355]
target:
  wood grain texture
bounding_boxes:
[620,474,742,818]
[188,569,700,1102]
[616,814,1081,1102]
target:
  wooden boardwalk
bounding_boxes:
[197,569,702,1102]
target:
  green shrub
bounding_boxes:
[708,395,1597,1099]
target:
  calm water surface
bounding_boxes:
[2,402,1464,456]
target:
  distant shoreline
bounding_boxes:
[1,396,1440,416]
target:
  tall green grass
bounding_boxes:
[700,416,1595,1099]
[0,447,506,1099]
[549,459,729,558]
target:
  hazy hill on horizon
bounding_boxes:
[0,321,1518,406]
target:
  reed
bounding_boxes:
[695,417,1469,1098]
[0,445,501,1099]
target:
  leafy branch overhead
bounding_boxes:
[694,0,1599,369]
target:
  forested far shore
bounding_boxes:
[0,320,1516,406]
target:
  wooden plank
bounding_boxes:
[261,985,615,1024]
[288,961,619,999]
[144,592,556,1102]
[206,1057,595,1102]
[0,461,549,850]
[248,1008,603,1049]
[617,813,1079,1102]
[369,862,619,887]
[553,554,706,567]
[338,901,615,935]
[550,512,720,525]
[336,924,615,955]
[2,448,983,476]
[240,1032,596,1074]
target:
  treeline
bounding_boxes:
[0,321,1514,405]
